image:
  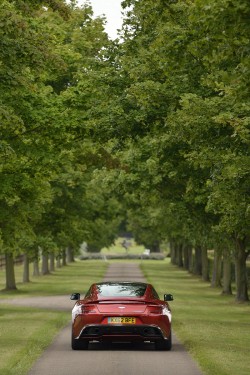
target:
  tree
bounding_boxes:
[0,0,111,289]
[112,0,250,300]
[0,0,70,289]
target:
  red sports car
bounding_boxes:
[70,281,173,350]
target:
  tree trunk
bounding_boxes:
[42,252,50,275]
[201,246,209,282]
[23,254,30,283]
[222,250,232,295]
[151,240,161,253]
[56,255,61,268]
[170,241,175,265]
[183,244,190,270]
[33,257,40,276]
[66,247,74,263]
[234,238,249,302]
[4,253,17,290]
[62,249,67,266]
[188,246,193,273]
[211,249,222,288]
[177,244,183,268]
[174,243,179,265]
[194,246,202,275]
[49,253,55,272]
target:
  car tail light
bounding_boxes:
[73,304,97,320]
[146,305,163,314]
[81,304,97,314]
[162,306,172,322]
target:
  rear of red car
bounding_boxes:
[71,282,173,351]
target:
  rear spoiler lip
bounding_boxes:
[85,298,161,305]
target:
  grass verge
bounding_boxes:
[0,260,108,297]
[0,260,108,374]
[1,258,249,375]
[0,306,69,375]
[141,259,250,375]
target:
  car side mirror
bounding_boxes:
[70,293,80,300]
[164,294,174,301]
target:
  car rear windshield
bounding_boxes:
[96,283,147,297]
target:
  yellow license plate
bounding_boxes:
[108,317,136,324]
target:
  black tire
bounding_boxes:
[155,332,172,351]
[71,332,88,350]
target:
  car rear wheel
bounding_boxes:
[71,332,88,350]
[155,332,172,351]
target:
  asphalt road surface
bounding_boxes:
[1,263,204,375]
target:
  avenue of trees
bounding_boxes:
[0,0,249,302]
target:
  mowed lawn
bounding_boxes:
[141,260,250,375]
[0,260,108,375]
[0,258,249,375]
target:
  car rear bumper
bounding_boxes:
[76,324,169,342]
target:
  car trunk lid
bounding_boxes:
[95,300,147,314]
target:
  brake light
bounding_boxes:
[81,304,97,314]
[146,305,163,314]
[162,306,172,322]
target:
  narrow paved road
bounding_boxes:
[25,263,203,375]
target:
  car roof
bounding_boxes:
[93,282,149,286]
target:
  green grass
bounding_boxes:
[0,257,249,375]
[101,237,146,255]
[0,306,69,375]
[0,260,108,374]
[0,260,108,298]
[141,260,250,375]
